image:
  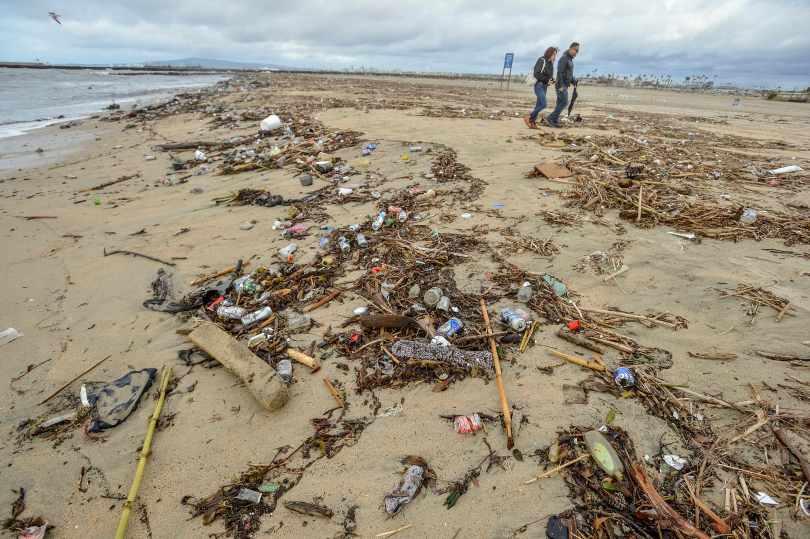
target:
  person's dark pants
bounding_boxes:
[547,86,569,126]
[529,81,548,122]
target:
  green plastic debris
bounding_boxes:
[258,482,280,493]
[584,430,625,480]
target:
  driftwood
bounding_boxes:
[81,173,140,192]
[103,248,176,266]
[773,428,810,484]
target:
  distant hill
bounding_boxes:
[143,57,287,70]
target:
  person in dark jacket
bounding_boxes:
[546,42,579,128]
[524,47,558,129]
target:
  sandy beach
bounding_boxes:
[1,72,809,538]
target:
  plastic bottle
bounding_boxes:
[279,244,297,258]
[241,306,273,327]
[372,211,386,231]
[319,236,331,250]
[543,274,568,297]
[276,359,293,383]
[408,284,421,299]
[500,308,530,331]
[286,312,312,332]
[437,317,463,337]
[436,296,451,311]
[516,281,533,303]
[247,333,268,348]
[356,233,368,248]
[454,414,483,434]
[338,236,351,253]
[740,208,758,225]
[423,287,443,307]
[397,209,408,222]
[233,276,259,295]
[0,328,22,346]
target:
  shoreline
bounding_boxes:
[1,73,809,538]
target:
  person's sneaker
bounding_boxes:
[547,120,562,128]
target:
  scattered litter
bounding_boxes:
[82,368,157,432]
[384,464,424,514]
[663,454,687,471]
[532,161,573,179]
[768,165,802,175]
[259,114,282,132]
[0,328,23,346]
[754,492,779,506]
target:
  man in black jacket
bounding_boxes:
[546,42,579,128]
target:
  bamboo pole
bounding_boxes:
[114,366,172,539]
[480,298,513,449]
[525,454,589,484]
[323,378,344,408]
[548,348,606,372]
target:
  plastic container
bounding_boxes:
[372,211,386,231]
[356,233,368,248]
[338,236,351,253]
[740,208,758,225]
[233,276,259,295]
[235,488,263,504]
[397,209,408,222]
[454,413,483,434]
[0,328,22,346]
[500,308,530,331]
[516,281,533,303]
[408,284,421,299]
[286,312,312,332]
[276,359,293,383]
[423,287,443,307]
[338,187,353,196]
[436,296,451,311]
[437,317,463,337]
[259,114,282,132]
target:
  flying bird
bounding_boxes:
[48,12,62,25]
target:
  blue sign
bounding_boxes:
[503,53,514,69]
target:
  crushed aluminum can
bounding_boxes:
[613,367,636,388]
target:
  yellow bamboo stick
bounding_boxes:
[114,366,173,539]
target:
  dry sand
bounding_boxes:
[1,73,809,538]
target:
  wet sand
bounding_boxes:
[1,73,809,538]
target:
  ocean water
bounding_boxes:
[0,68,227,138]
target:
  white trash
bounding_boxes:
[0,328,22,346]
[337,187,353,196]
[194,149,206,161]
[769,165,802,175]
[754,492,779,506]
[663,454,687,471]
[260,114,283,132]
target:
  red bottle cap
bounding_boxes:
[567,320,581,331]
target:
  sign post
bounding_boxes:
[500,52,514,90]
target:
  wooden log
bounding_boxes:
[189,323,288,410]
[548,348,606,372]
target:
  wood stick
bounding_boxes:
[636,185,643,223]
[556,328,604,354]
[114,366,172,539]
[773,428,810,484]
[579,307,677,329]
[481,298,513,449]
[602,264,629,283]
[303,289,341,312]
[286,348,320,372]
[630,464,711,539]
[776,301,790,322]
[375,524,412,538]
[39,355,111,405]
[189,263,249,286]
[103,248,176,266]
[586,335,635,353]
[323,378,344,408]
[684,478,731,534]
[80,173,140,192]
[454,331,511,344]
[525,454,589,484]
[548,348,606,372]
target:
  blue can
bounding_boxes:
[613,367,635,388]
[437,317,464,337]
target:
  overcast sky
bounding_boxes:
[2,1,809,87]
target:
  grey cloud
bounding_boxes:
[1,0,809,87]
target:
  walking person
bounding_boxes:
[524,47,557,129]
[546,42,580,128]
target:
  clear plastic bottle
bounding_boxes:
[372,211,386,231]
[436,296,451,311]
[356,233,368,248]
[500,308,530,331]
[286,312,312,332]
[408,284,421,299]
[543,274,567,297]
[338,236,351,253]
[279,244,297,258]
[423,287,443,307]
[397,209,408,222]
[276,359,293,383]
[740,208,758,225]
[516,281,533,303]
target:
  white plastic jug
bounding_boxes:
[260,114,282,132]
